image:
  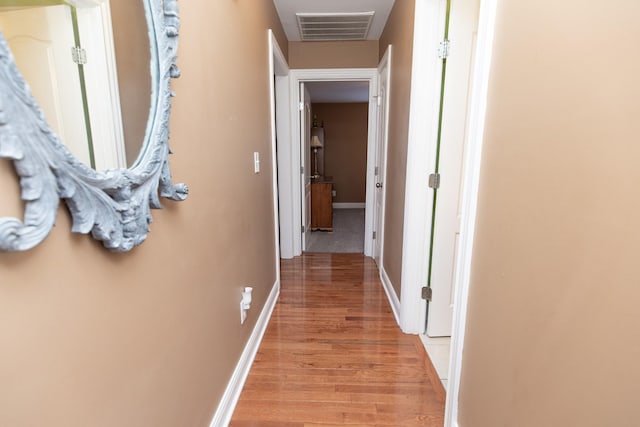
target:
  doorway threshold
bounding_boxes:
[420,334,451,390]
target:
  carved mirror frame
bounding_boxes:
[0,0,187,252]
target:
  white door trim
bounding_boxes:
[288,68,379,257]
[271,34,296,259]
[444,0,497,424]
[268,29,286,278]
[373,46,391,269]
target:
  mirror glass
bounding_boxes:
[0,0,150,170]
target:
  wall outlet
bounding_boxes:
[332,190,336,197]
[240,287,253,324]
[240,302,247,324]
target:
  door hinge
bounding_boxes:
[374,166,379,176]
[428,173,441,189]
[301,225,305,233]
[300,166,304,174]
[372,231,377,240]
[71,46,87,65]
[422,286,433,301]
[438,39,450,59]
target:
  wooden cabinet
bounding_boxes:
[311,181,332,231]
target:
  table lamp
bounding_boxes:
[310,135,323,178]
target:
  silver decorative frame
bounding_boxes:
[0,0,187,252]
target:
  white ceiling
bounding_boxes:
[306,81,370,103]
[273,0,395,42]
[274,1,394,103]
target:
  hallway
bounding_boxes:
[230,253,445,426]
[307,209,365,253]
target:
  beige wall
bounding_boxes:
[312,103,368,203]
[288,40,379,69]
[459,1,640,425]
[378,0,415,297]
[110,0,151,167]
[0,2,287,426]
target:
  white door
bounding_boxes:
[0,2,126,170]
[0,5,91,165]
[74,1,127,170]
[373,48,391,266]
[300,83,312,251]
[426,0,480,337]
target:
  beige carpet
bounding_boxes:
[306,208,364,253]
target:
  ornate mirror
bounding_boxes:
[0,0,188,252]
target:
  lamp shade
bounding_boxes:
[310,135,323,148]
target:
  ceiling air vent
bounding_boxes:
[296,11,375,41]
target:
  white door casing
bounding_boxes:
[288,68,379,258]
[269,28,287,275]
[443,0,497,423]
[272,40,294,260]
[426,0,481,337]
[300,83,312,251]
[373,47,392,266]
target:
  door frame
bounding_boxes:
[373,47,392,267]
[299,83,312,251]
[268,29,287,279]
[443,0,496,424]
[401,0,498,426]
[285,68,379,258]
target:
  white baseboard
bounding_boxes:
[379,267,401,327]
[209,280,280,427]
[333,202,366,209]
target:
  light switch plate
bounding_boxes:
[253,152,260,174]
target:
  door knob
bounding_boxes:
[376,182,383,188]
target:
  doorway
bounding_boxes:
[303,81,369,254]
[278,68,383,261]
[402,0,480,393]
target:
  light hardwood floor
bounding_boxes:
[230,253,446,426]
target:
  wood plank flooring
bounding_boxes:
[230,253,445,426]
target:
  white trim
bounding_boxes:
[209,279,280,427]
[444,0,497,424]
[269,30,293,259]
[268,30,285,275]
[363,74,379,258]
[379,267,401,326]
[275,75,293,258]
[399,0,448,334]
[287,74,302,256]
[373,45,391,274]
[288,68,378,258]
[332,202,365,209]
